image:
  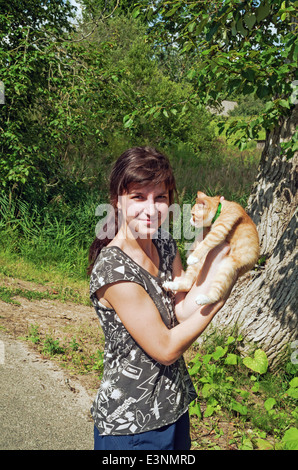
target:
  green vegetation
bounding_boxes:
[23,323,104,376]
[188,335,298,450]
[1,0,297,450]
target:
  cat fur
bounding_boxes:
[163,191,260,305]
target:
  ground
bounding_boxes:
[0,275,102,393]
[0,275,253,450]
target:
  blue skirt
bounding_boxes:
[94,411,191,451]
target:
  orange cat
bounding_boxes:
[163,191,260,305]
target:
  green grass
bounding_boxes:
[0,284,88,305]
[21,323,105,378]
[168,140,261,203]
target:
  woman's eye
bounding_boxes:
[131,194,168,201]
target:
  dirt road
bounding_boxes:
[0,330,94,450]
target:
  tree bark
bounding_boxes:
[205,105,298,368]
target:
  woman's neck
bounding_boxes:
[109,225,159,264]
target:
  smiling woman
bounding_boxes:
[117,182,169,240]
[88,146,232,450]
[88,147,176,272]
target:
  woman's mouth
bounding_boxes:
[140,218,159,226]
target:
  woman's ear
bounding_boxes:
[116,195,123,211]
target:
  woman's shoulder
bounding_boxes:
[90,246,144,298]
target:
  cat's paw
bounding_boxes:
[187,254,199,265]
[195,294,212,305]
[163,280,180,292]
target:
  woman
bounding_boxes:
[88,146,231,450]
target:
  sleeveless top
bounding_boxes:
[89,229,197,436]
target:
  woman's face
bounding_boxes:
[117,182,170,239]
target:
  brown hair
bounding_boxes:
[87,146,177,274]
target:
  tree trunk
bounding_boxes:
[206,105,298,368]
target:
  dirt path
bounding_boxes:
[0,276,102,389]
[0,276,101,450]
[0,331,94,450]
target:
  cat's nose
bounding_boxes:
[190,216,196,227]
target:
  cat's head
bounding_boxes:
[190,191,221,228]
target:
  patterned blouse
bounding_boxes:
[89,229,197,436]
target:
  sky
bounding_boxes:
[69,0,82,21]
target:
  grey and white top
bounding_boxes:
[89,229,197,436]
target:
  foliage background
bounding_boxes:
[0,0,265,278]
[0,0,297,450]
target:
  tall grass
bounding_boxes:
[0,191,102,281]
[168,141,260,203]
[0,142,261,282]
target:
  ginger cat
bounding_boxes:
[163,191,260,305]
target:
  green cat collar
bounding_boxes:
[211,202,222,224]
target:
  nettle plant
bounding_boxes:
[188,335,254,420]
[187,335,298,449]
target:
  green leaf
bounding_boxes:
[230,400,248,416]
[236,18,247,36]
[202,383,212,398]
[189,401,202,419]
[165,6,179,17]
[243,349,268,374]
[187,69,197,80]
[212,346,228,360]
[256,84,269,99]
[188,361,202,376]
[188,21,196,33]
[225,353,238,365]
[132,7,140,19]
[251,382,260,393]
[264,397,276,411]
[226,336,235,345]
[279,99,290,109]
[202,353,212,364]
[240,438,254,450]
[256,2,270,22]
[282,428,298,450]
[242,67,255,82]
[255,438,274,450]
[289,377,298,388]
[244,13,256,30]
[287,388,298,399]
[181,104,188,114]
[265,101,275,112]
[293,44,298,62]
[204,404,216,417]
[147,106,157,115]
[124,118,134,129]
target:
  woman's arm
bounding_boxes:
[173,242,231,322]
[97,244,232,367]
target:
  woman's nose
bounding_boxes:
[144,199,158,217]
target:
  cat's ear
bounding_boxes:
[196,191,206,205]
